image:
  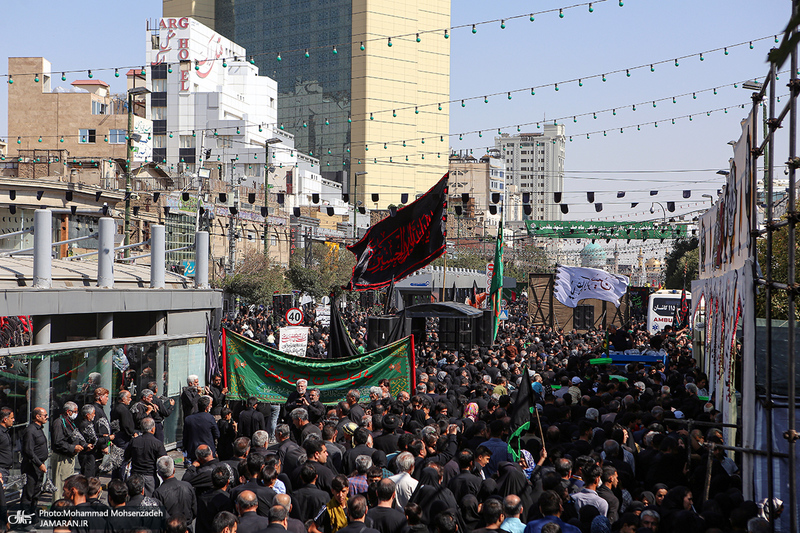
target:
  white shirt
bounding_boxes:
[388,472,419,509]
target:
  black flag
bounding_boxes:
[346,174,448,290]
[510,368,534,430]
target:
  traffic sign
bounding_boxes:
[285,307,304,326]
[498,309,509,321]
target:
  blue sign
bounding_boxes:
[182,260,196,277]
[498,309,509,321]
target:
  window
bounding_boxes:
[91,101,107,115]
[217,136,233,149]
[574,305,595,329]
[151,107,166,120]
[109,129,126,144]
[180,135,195,148]
[152,79,167,92]
[153,135,166,148]
[78,129,96,143]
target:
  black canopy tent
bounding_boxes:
[366,301,491,352]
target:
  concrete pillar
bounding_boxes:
[97,218,115,288]
[150,224,165,289]
[32,316,51,441]
[33,209,52,289]
[195,231,209,289]
[96,313,113,419]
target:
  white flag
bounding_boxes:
[554,265,630,308]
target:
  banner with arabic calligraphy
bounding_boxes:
[554,265,630,308]
[223,328,415,404]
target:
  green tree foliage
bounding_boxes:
[756,212,800,321]
[219,250,291,305]
[287,241,356,299]
[663,238,699,289]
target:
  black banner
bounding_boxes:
[346,174,448,291]
[628,286,651,322]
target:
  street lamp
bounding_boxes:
[702,193,714,203]
[353,171,367,239]
[124,86,150,258]
[263,138,282,256]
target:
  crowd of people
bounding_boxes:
[0,295,777,533]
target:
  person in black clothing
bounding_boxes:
[372,414,401,455]
[448,449,482,503]
[52,401,88,501]
[0,407,14,522]
[209,374,228,417]
[183,444,224,498]
[111,390,136,450]
[147,381,175,443]
[124,417,167,496]
[181,375,202,421]
[154,455,197,522]
[130,389,159,431]
[367,478,408,533]
[230,453,276,516]
[236,491,271,533]
[346,390,366,424]
[21,407,49,508]
[217,407,237,460]
[127,474,160,506]
[91,387,113,453]
[238,397,265,439]
[77,404,99,477]
[307,388,326,425]
[291,463,330,523]
[196,466,234,533]
[284,380,310,421]
[293,438,334,494]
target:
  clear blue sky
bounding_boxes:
[0,0,791,226]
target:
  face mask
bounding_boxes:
[69,412,77,420]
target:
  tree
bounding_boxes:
[219,250,291,305]
[663,238,699,289]
[756,207,800,321]
[287,241,356,299]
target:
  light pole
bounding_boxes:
[263,138,282,257]
[353,171,367,240]
[125,86,150,258]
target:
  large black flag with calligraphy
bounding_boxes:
[345,174,448,291]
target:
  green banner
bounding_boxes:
[223,328,415,404]
[525,220,691,240]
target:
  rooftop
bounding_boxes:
[71,80,110,87]
[0,256,190,290]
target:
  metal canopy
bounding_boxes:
[403,301,483,318]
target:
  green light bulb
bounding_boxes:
[34,75,39,83]
[589,3,593,12]
[416,33,421,43]
[650,65,654,72]
[559,9,564,18]
[387,37,392,47]
[579,79,583,87]
[275,54,280,62]
[484,96,488,103]
[360,42,365,50]
[500,20,506,29]
[530,14,534,21]
[305,49,310,58]
[472,25,477,34]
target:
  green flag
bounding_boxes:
[223,328,415,404]
[490,220,504,342]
